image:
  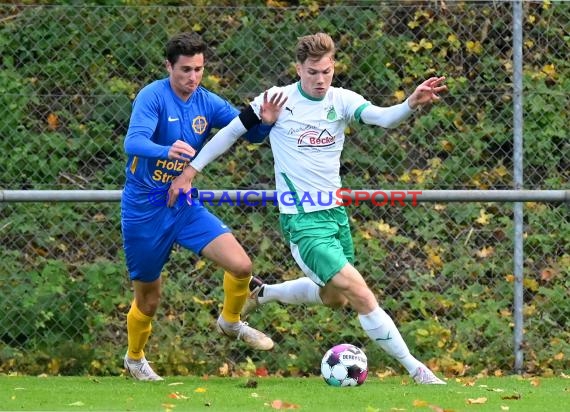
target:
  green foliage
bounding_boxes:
[0,2,568,377]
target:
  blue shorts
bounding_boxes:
[121,199,230,282]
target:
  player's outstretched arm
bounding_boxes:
[360,76,447,129]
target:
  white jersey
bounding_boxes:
[250,82,370,214]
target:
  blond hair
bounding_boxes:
[295,33,335,63]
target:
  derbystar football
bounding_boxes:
[320,343,368,387]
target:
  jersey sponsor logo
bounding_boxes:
[168,116,179,122]
[297,129,336,148]
[151,159,188,183]
[285,106,294,115]
[192,116,208,134]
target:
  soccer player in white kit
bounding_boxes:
[169,33,448,384]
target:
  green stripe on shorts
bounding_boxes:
[280,207,354,286]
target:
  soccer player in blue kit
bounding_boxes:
[121,32,286,381]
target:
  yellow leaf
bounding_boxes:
[419,38,433,50]
[360,230,372,240]
[393,90,406,102]
[476,246,494,258]
[554,352,565,361]
[47,113,59,130]
[542,64,556,77]
[440,139,454,152]
[523,278,539,292]
[377,220,398,236]
[530,378,540,387]
[194,387,207,393]
[413,399,429,407]
[246,144,261,151]
[466,40,483,55]
[195,260,206,270]
[408,41,421,52]
[466,397,488,404]
[427,252,443,269]
[505,274,515,283]
[192,296,214,305]
[476,209,492,225]
[399,172,411,183]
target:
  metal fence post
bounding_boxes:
[512,0,525,374]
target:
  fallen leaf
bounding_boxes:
[270,399,300,409]
[475,209,492,225]
[47,113,59,130]
[194,387,207,393]
[251,393,259,398]
[501,406,510,411]
[501,393,521,400]
[476,246,494,258]
[540,268,557,281]
[218,363,229,376]
[413,399,429,407]
[168,382,184,386]
[530,378,540,387]
[168,392,189,399]
[67,402,85,407]
[256,367,269,377]
[466,397,487,404]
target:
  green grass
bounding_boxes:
[0,375,568,411]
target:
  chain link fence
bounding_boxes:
[0,2,568,377]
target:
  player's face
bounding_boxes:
[166,54,205,101]
[296,54,335,99]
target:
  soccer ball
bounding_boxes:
[320,343,368,387]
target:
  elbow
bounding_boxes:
[124,136,134,155]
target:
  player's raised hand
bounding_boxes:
[259,90,288,125]
[167,165,198,207]
[408,76,448,109]
[168,140,196,161]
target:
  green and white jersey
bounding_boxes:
[250,82,370,214]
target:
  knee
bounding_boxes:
[229,256,253,278]
[136,296,160,316]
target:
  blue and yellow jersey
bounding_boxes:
[122,78,261,207]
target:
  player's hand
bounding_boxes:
[168,140,196,161]
[259,90,288,125]
[167,165,198,207]
[408,76,448,109]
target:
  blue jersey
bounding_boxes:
[122,78,266,208]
